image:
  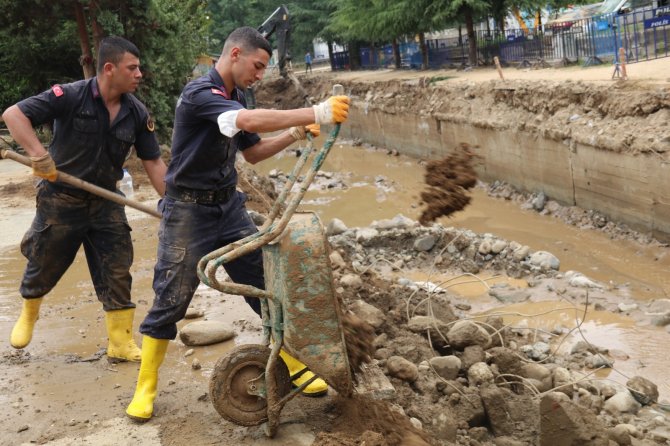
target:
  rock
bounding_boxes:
[431,410,457,442]
[648,311,670,327]
[460,345,485,370]
[529,251,560,271]
[446,320,491,349]
[565,271,603,289]
[407,316,451,337]
[617,302,638,312]
[184,307,204,319]
[532,192,547,211]
[179,321,236,346]
[355,227,379,244]
[481,385,539,440]
[339,273,363,288]
[520,363,552,392]
[520,341,551,361]
[603,392,642,415]
[372,214,416,230]
[350,299,385,329]
[478,240,492,255]
[489,286,531,304]
[626,375,658,405]
[326,218,348,235]
[607,425,632,445]
[247,210,266,226]
[487,347,523,376]
[386,356,419,382]
[429,355,461,380]
[467,362,494,386]
[647,298,670,313]
[413,234,436,252]
[584,353,612,369]
[539,392,609,446]
[329,250,346,269]
[512,245,530,261]
[489,240,506,254]
[552,367,574,397]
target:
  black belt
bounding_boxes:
[46,182,100,200]
[166,184,235,205]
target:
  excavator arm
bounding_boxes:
[258,5,291,78]
[246,4,310,109]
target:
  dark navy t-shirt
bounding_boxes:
[166,68,260,191]
[18,78,161,191]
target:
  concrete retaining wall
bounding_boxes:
[340,105,670,240]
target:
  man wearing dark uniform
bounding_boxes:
[2,36,167,363]
[126,26,350,421]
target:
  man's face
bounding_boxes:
[231,47,269,89]
[110,52,142,93]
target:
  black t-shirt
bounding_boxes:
[18,78,161,191]
[166,68,260,191]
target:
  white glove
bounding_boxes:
[312,95,350,125]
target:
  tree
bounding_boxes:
[0,0,207,141]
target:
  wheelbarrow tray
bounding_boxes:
[263,211,353,396]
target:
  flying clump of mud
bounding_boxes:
[419,143,479,225]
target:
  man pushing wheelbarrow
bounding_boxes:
[125,26,352,426]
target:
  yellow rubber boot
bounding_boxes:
[10,297,43,349]
[126,336,169,421]
[105,308,142,363]
[279,349,328,397]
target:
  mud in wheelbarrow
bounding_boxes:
[196,86,368,437]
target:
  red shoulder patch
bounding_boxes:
[52,85,64,97]
[210,88,229,99]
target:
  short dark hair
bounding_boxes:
[223,27,272,57]
[97,36,140,73]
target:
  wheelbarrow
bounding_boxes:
[196,85,353,437]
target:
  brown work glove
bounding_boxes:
[313,95,350,124]
[288,124,320,141]
[30,153,58,182]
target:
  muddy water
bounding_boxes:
[257,140,670,301]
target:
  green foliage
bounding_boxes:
[0,0,81,107]
[0,0,207,142]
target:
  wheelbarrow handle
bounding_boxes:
[197,85,346,297]
[0,148,161,219]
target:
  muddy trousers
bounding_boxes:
[139,191,263,340]
[19,183,134,311]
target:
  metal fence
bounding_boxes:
[331,5,670,70]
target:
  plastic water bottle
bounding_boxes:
[119,168,134,198]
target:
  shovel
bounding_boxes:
[0,148,161,219]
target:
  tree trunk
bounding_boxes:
[419,32,428,70]
[327,41,335,71]
[392,38,400,69]
[465,10,478,67]
[349,41,361,70]
[74,2,95,79]
[89,0,104,56]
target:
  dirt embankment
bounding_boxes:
[262,74,670,156]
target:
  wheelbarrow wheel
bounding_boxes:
[209,344,291,426]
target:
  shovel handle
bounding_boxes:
[1,149,161,219]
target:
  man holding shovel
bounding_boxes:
[2,36,167,362]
